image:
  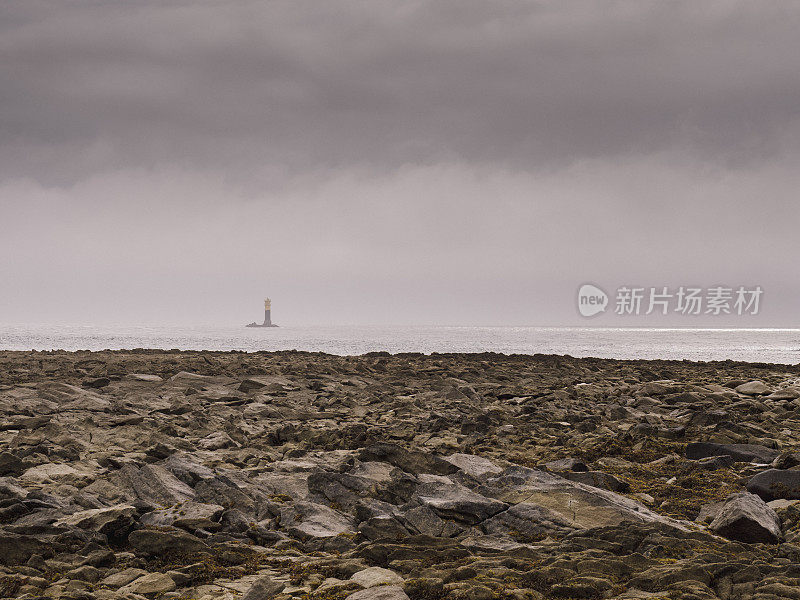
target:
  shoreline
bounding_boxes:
[1,350,800,598]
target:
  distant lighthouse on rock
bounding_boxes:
[246,298,279,327]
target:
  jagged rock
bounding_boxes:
[140,501,224,529]
[709,492,782,543]
[241,575,285,600]
[163,453,215,485]
[55,504,136,537]
[414,478,508,524]
[685,442,780,464]
[746,469,800,501]
[359,444,459,476]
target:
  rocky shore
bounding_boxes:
[2,350,800,600]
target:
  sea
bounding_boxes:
[0,324,798,364]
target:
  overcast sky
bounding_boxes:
[1,1,799,327]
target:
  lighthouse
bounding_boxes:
[263,298,272,326]
[245,298,279,327]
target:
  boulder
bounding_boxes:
[119,572,176,595]
[709,492,782,544]
[735,381,772,395]
[127,528,208,556]
[241,575,286,600]
[280,501,356,539]
[685,442,779,464]
[746,469,800,501]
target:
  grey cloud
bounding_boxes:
[1,1,799,327]
[2,1,800,185]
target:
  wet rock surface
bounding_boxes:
[1,350,800,599]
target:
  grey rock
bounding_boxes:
[358,444,459,476]
[558,470,630,492]
[735,381,772,395]
[241,575,285,600]
[113,463,195,508]
[55,504,136,538]
[746,468,800,501]
[350,567,404,588]
[99,568,148,588]
[119,572,176,595]
[140,501,224,529]
[280,501,356,539]
[0,452,25,476]
[481,501,576,540]
[127,528,208,556]
[685,442,779,464]
[709,492,782,544]
[543,458,589,472]
[414,479,508,524]
[443,454,503,477]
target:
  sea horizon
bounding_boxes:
[2,323,798,364]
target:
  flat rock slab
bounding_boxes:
[479,466,688,531]
[350,567,404,588]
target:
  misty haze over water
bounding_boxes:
[1,325,798,364]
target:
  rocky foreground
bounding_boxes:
[2,351,800,600]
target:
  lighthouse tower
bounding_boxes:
[263,298,272,326]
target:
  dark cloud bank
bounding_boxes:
[1,1,799,326]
